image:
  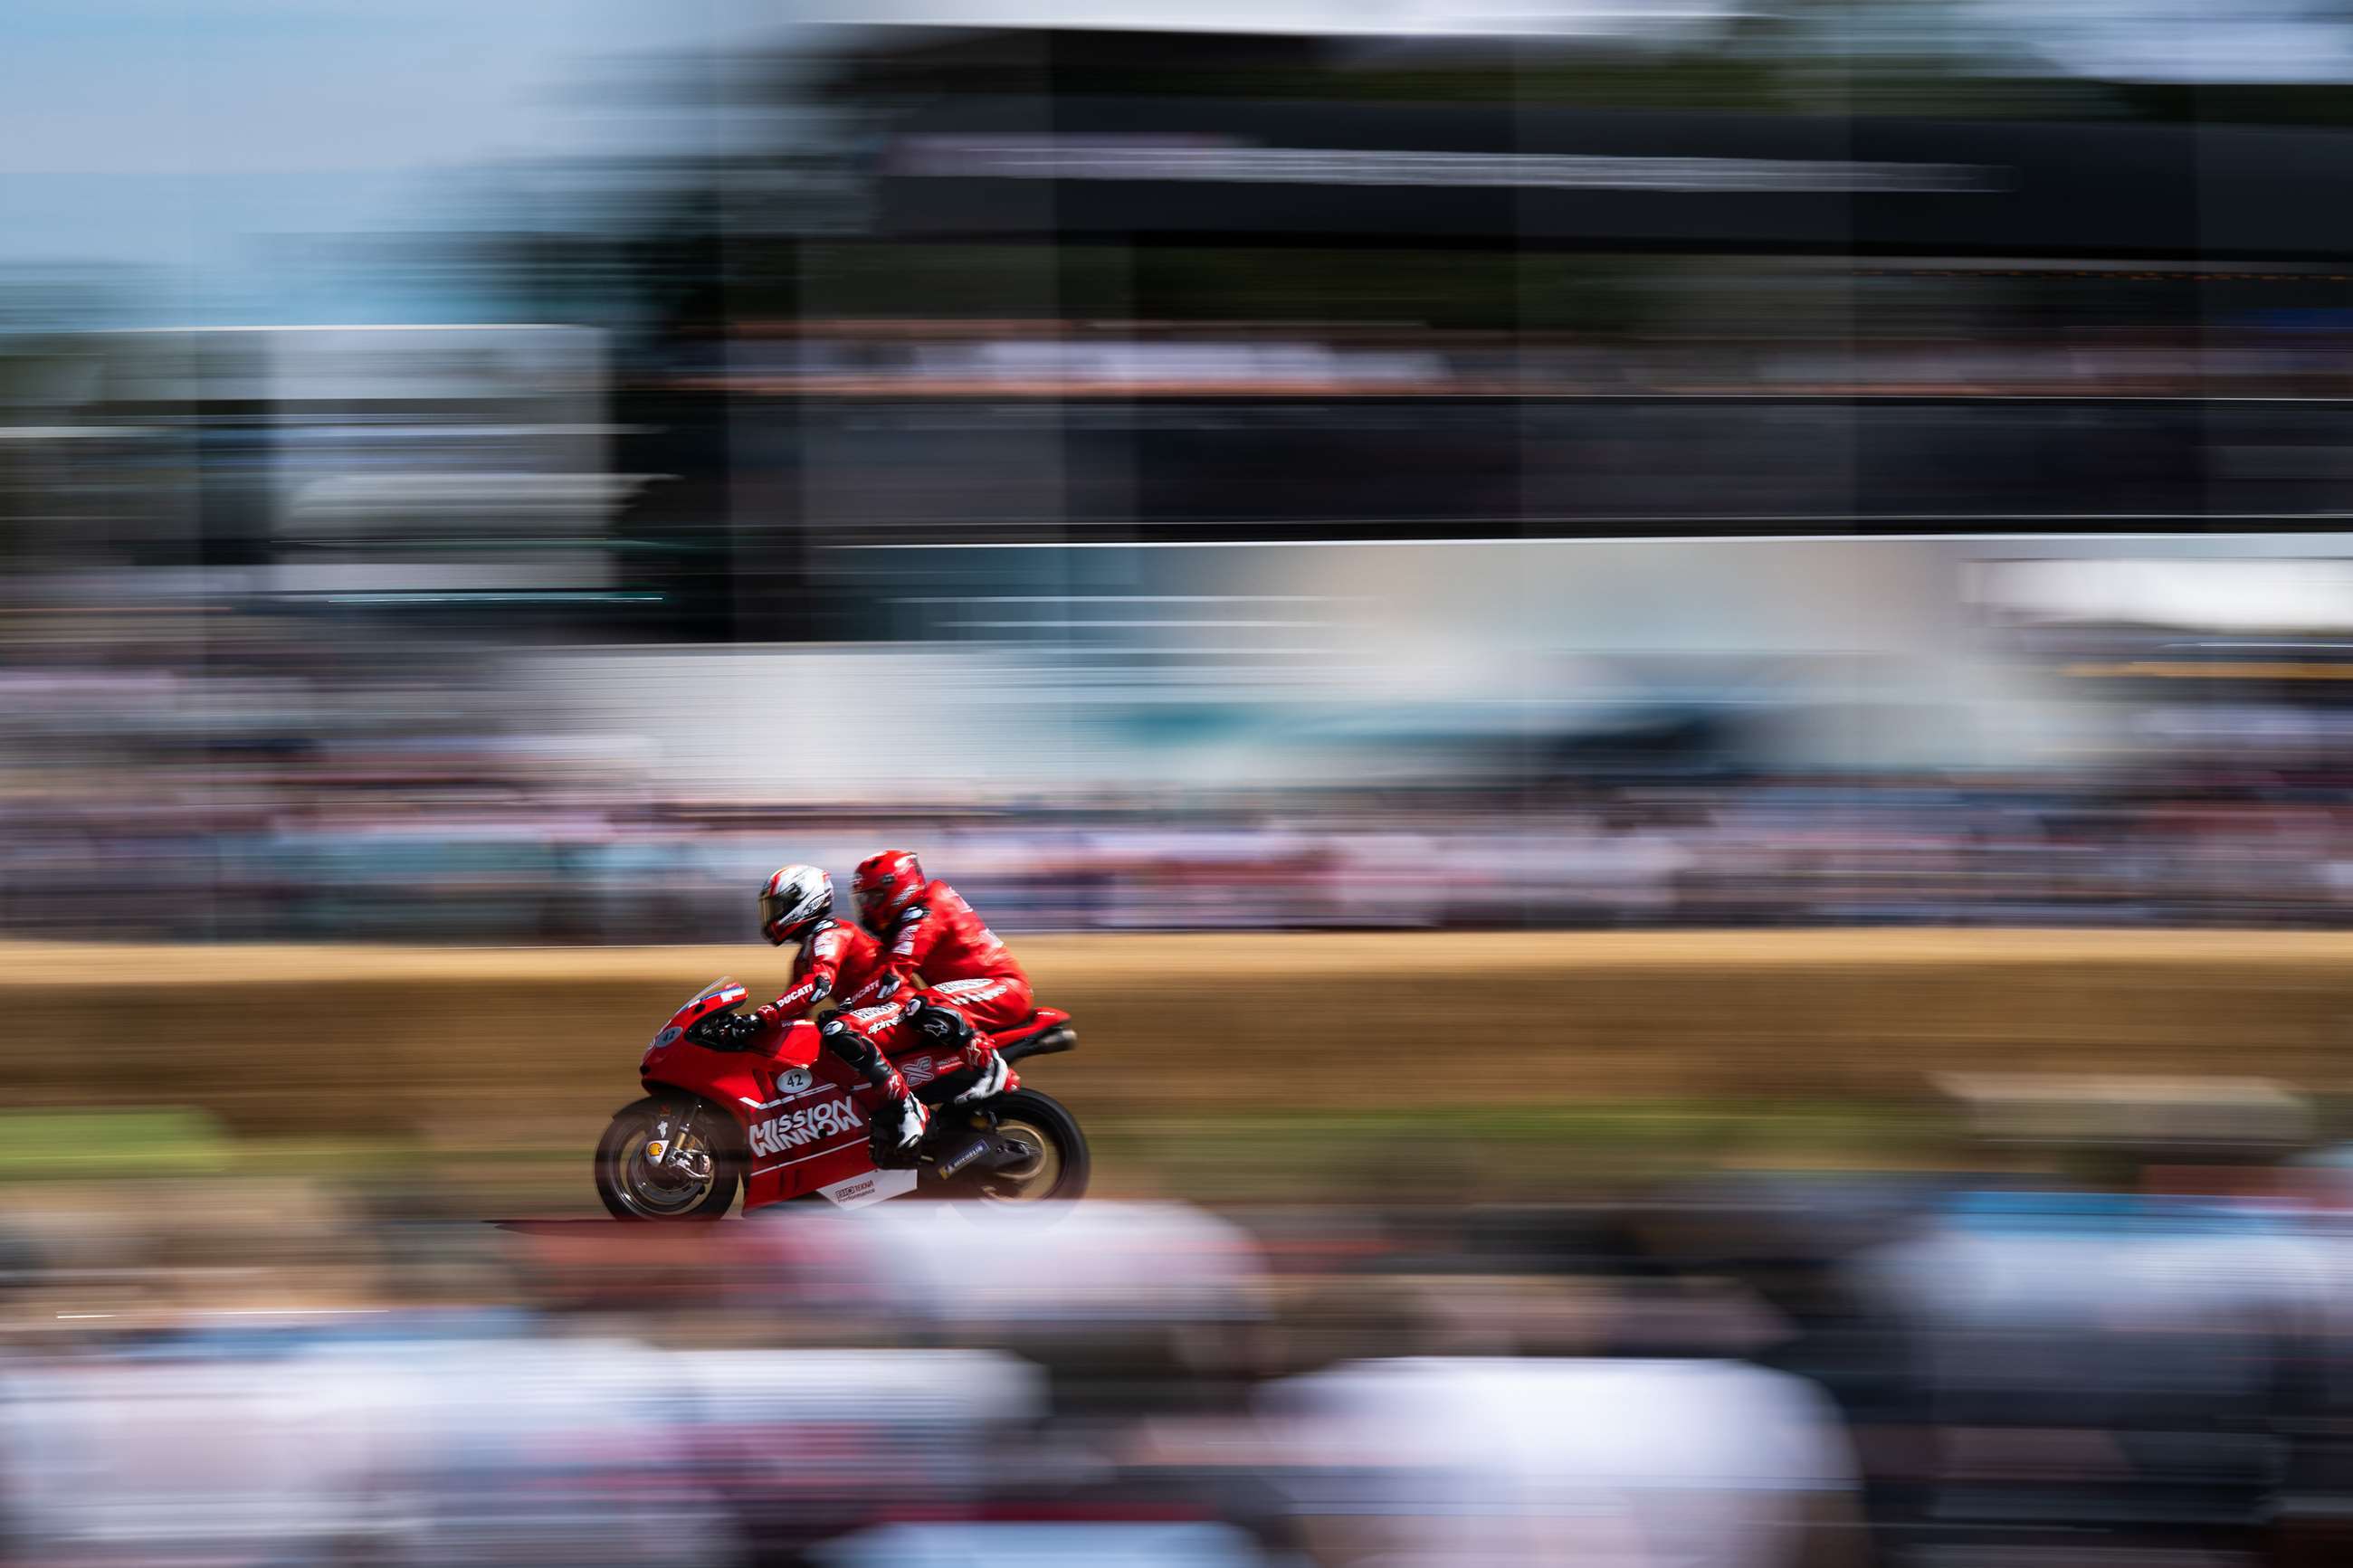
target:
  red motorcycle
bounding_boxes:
[595,979,1090,1218]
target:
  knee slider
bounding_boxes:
[819,1015,874,1061]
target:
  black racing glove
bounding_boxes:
[905,996,970,1047]
[706,1011,764,1045]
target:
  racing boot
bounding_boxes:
[875,1093,930,1157]
[818,1014,929,1158]
[953,1046,1016,1106]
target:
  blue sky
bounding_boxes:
[0,0,785,321]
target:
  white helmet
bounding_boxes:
[758,864,834,945]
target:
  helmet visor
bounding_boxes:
[759,892,802,933]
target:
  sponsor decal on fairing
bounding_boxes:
[748,1096,863,1158]
[814,1166,919,1209]
[753,1064,825,1109]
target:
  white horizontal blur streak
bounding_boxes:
[895,137,2010,194]
[0,1336,1043,1563]
[1264,1357,1857,1564]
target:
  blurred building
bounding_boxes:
[9,11,2353,939]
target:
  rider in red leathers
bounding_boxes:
[758,864,900,1013]
[711,861,905,1042]
[818,850,1034,1153]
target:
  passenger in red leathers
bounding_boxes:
[818,850,1033,1154]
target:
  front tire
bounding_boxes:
[595,1097,739,1220]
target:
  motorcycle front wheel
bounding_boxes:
[595,1097,739,1220]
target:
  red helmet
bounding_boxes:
[758,863,834,946]
[853,849,926,928]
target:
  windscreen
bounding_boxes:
[688,976,741,1007]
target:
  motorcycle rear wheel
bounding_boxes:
[969,1088,1091,1204]
[595,1097,739,1220]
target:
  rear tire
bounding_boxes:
[967,1088,1090,1204]
[595,1096,740,1220]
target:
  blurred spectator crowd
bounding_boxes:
[14,1164,2353,1568]
[19,771,2353,941]
[4,624,2351,939]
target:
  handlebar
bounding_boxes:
[687,1012,758,1050]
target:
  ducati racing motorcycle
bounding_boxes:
[595,979,1090,1218]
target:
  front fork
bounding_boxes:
[651,1104,713,1179]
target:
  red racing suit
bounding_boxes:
[750,917,895,1031]
[832,879,1033,1065]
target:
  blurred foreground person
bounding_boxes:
[1264,1354,1862,1568]
[819,850,1035,1155]
[1853,1184,2337,1560]
[1843,1074,2347,1563]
